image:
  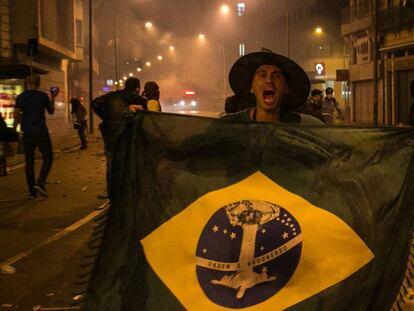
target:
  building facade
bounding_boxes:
[0,0,91,136]
[342,0,414,125]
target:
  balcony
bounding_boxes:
[341,0,372,36]
[378,5,414,31]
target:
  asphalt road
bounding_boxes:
[0,136,107,310]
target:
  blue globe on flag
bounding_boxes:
[195,200,302,308]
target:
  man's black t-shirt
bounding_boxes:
[15,90,53,134]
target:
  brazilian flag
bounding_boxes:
[84,112,414,310]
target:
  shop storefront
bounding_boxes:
[0,79,25,128]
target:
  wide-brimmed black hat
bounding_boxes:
[229,51,310,110]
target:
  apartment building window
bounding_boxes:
[76,19,83,47]
[237,3,246,16]
[239,43,246,56]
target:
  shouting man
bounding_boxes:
[222,50,323,125]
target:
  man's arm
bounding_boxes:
[333,98,342,114]
[13,107,22,130]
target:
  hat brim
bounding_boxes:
[229,52,310,110]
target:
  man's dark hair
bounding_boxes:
[311,89,323,97]
[325,87,334,94]
[124,77,140,92]
[25,75,40,89]
[143,81,160,100]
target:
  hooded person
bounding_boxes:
[221,50,324,125]
[142,81,162,112]
[321,87,342,126]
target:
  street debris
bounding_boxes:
[32,306,80,311]
[1,264,16,274]
[1,304,15,308]
[46,292,55,297]
[81,186,88,192]
[72,294,83,302]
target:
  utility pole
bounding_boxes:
[114,17,119,90]
[281,0,290,57]
[88,0,94,134]
[372,0,378,126]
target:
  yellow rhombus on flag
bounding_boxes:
[141,171,374,310]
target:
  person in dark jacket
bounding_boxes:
[0,114,17,142]
[92,77,147,198]
[70,98,88,150]
[224,93,256,114]
[295,89,324,123]
[13,75,59,198]
[321,87,342,126]
[0,114,18,177]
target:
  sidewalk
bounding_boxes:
[0,137,107,310]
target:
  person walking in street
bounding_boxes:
[142,81,162,112]
[92,77,147,199]
[321,87,342,126]
[13,75,59,198]
[295,88,324,123]
[0,114,18,177]
[221,50,324,125]
[70,98,88,150]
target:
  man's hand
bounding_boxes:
[50,87,60,98]
[128,105,143,113]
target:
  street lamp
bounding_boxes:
[220,4,230,15]
[169,45,175,51]
[145,61,151,67]
[145,21,153,29]
[157,55,163,61]
[315,27,323,35]
[198,33,205,40]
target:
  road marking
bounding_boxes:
[0,202,109,268]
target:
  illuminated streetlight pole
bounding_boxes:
[88,0,94,133]
[198,33,227,99]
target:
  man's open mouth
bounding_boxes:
[263,89,275,103]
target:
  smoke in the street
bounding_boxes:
[93,0,347,112]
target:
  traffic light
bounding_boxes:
[27,38,38,57]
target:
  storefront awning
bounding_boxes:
[0,64,48,79]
